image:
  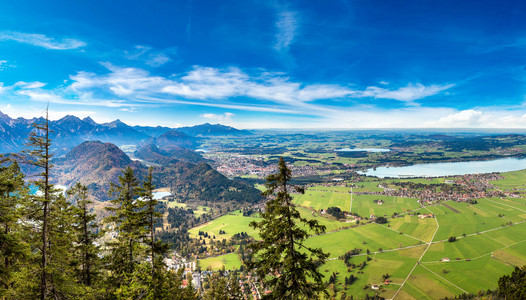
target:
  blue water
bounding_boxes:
[360,157,526,178]
[335,148,391,152]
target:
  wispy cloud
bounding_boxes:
[422,109,526,128]
[1,103,96,120]
[274,10,298,52]
[124,45,176,67]
[200,112,234,124]
[8,63,456,127]
[65,64,453,116]
[359,83,455,103]
[0,31,86,50]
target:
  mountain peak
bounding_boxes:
[58,115,82,123]
[103,119,127,128]
[0,110,12,124]
[82,116,97,125]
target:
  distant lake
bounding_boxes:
[360,157,526,178]
[335,148,391,153]
[153,192,172,200]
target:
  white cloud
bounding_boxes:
[423,109,526,128]
[425,109,486,127]
[63,64,455,117]
[124,45,175,67]
[14,81,46,89]
[17,89,144,109]
[200,112,234,124]
[0,103,95,120]
[0,31,86,50]
[274,10,298,51]
[0,60,7,70]
[360,83,455,103]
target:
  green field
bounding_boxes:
[188,168,526,299]
[161,200,212,216]
[426,199,526,241]
[387,214,438,242]
[198,253,242,271]
[293,185,420,218]
[350,194,421,218]
[492,169,526,190]
[305,223,423,259]
[188,211,260,240]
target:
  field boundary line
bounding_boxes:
[378,223,427,243]
[421,236,526,264]
[392,206,439,300]
[419,264,469,294]
[471,204,514,223]
[485,198,526,214]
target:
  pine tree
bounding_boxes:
[0,159,30,297]
[105,167,148,287]
[67,183,102,288]
[23,109,55,300]
[141,167,170,297]
[249,157,329,299]
[46,191,81,298]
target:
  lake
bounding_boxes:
[335,148,391,152]
[359,157,526,178]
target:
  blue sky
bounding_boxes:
[0,0,525,128]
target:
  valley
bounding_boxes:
[2,111,526,299]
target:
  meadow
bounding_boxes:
[188,168,526,299]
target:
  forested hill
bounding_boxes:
[53,141,146,200]
[177,123,252,137]
[53,140,261,203]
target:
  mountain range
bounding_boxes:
[0,111,259,203]
[0,111,250,155]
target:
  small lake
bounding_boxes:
[335,148,391,153]
[360,157,526,178]
[153,191,172,200]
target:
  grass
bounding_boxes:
[305,223,423,259]
[198,253,242,271]
[320,246,426,299]
[293,186,420,218]
[187,168,526,299]
[296,206,352,232]
[293,187,352,211]
[425,200,521,242]
[422,255,514,294]
[161,200,212,216]
[189,211,260,240]
[350,194,420,218]
[491,169,526,190]
[386,215,438,242]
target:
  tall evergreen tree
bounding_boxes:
[67,183,102,288]
[498,265,526,299]
[23,109,55,300]
[105,167,148,287]
[0,159,30,297]
[141,167,169,298]
[46,191,80,298]
[249,157,329,299]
